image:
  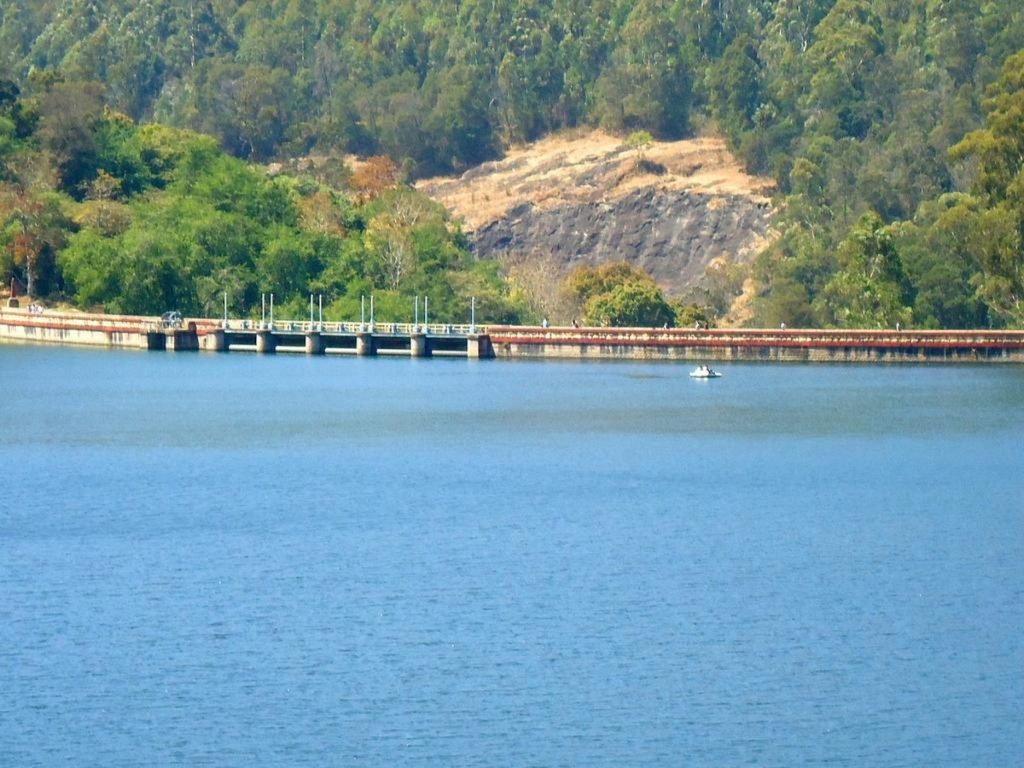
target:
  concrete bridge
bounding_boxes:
[203,319,492,357]
[2,307,1024,362]
[0,308,492,358]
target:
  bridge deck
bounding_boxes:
[3,307,1023,361]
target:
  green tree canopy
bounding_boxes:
[565,261,676,326]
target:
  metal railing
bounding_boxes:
[220,319,484,335]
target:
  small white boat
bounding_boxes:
[689,365,722,378]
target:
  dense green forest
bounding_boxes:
[0,86,525,323]
[2,0,1023,327]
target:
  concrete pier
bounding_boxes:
[466,334,491,359]
[255,330,276,354]
[305,331,325,355]
[410,332,427,357]
[202,329,227,352]
[356,332,375,356]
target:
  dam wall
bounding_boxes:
[0,308,183,350]
[486,326,1024,363]
[0,309,486,357]
[3,308,1023,363]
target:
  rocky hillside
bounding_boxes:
[417,131,775,298]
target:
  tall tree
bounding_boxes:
[815,212,913,328]
[36,80,104,195]
[947,49,1024,326]
[595,0,693,138]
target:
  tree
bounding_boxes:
[946,49,1024,326]
[349,155,402,202]
[495,2,561,143]
[1,185,67,298]
[594,0,693,138]
[815,213,913,327]
[0,113,18,181]
[421,62,499,172]
[802,0,885,141]
[585,279,675,327]
[36,80,104,195]
[257,226,317,298]
[365,213,414,291]
[362,187,449,292]
[708,34,763,149]
[625,130,654,170]
[564,261,675,326]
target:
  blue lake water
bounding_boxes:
[1,345,1022,767]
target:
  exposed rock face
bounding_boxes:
[417,131,776,298]
[472,188,772,296]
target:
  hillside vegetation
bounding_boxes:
[0,96,524,324]
[2,1,1024,327]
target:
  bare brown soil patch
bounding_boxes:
[416,130,774,231]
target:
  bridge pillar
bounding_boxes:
[202,329,226,352]
[305,331,325,355]
[356,332,375,356]
[467,333,493,359]
[410,332,427,357]
[256,330,276,354]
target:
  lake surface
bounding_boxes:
[1,345,1022,767]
